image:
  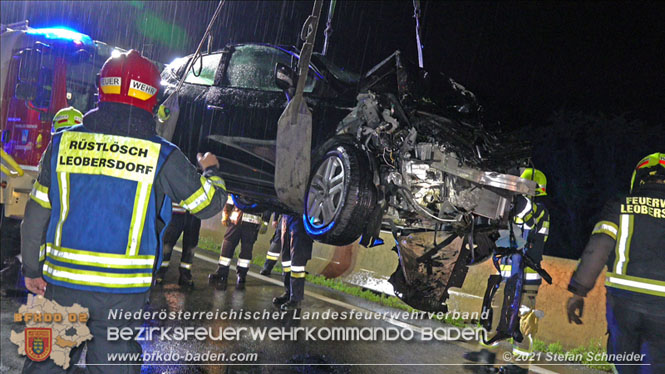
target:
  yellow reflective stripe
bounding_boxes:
[512,346,532,356]
[179,262,192,270]
[30,181,51,209]
[500,264,511,277]
[606,272,665,297]
[55,172,70,246]
[126,181,151,256]
[39,244,46,261]
[523,203,537,223]
[161,261,170,267]
[500,264,539,277]
[46,244,154,268]
[516,198,533,220]
[43,261,152,288]
[592,220,618,241]
[266,253,279,260]
[208,175,226,190]
[291,272,306,278]
[56,132,161,183]
[534,209,545,224]
[181,177,215,214]
[282,267,291,273]
[479,340,499,348]
[218,256,231,266]
[614,215,634,275]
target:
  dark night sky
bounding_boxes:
[3,1,664,126]
[2,1,664,258]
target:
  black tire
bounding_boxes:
[303,139,375,245]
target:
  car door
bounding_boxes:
[169,52,223,166]
[202,44,318,200]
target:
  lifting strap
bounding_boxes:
[157,0,226,140]
[412,0,424,68]
[322,0,336,55]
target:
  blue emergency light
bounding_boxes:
[26,27,94,48]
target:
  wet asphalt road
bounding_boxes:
[1,249,604,374]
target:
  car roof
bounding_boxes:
[174,42,359,87]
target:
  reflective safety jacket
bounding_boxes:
[500,195,550,286]
[591,184,665,298]
[24,104,226,293]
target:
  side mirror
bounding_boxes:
[274,62,296,91]
[17,48,42,84]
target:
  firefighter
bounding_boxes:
[272,214,313,312]
[51,106,83,133]
[567,153,665,374]
[21,50,227,374]
[465,168,550,369]
[208,198,267,290]
[155,203,201,288]
[260,214,281,276]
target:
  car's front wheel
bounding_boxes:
[303,141,375,246]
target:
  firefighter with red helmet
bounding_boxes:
[21,50,227,373]
[567,153,665,373]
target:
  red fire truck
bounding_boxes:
[0,21,130,263]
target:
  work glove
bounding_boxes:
[519,310,539,337]
[259,221,268,235]
[566,295,584,325]
[197,152,220,170]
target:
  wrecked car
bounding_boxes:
[161,44,538,312]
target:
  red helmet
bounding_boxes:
[97,50,160,113]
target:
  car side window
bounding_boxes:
[183,53,223,86]
[225,45,316,92]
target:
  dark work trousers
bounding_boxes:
[262,225,282,272]
[216,221,259,278]
[280,215,313,302]
[161,212,201,274]
[606,293,665,374]
[23,284,148,374]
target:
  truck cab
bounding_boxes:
[0,21,124,220]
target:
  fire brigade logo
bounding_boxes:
[25,328,52,362]
[11,295,92,369]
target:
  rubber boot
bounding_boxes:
[178,267,194,288]
[208,265,229,290]
[272,272,290,305]
[260,259,276,276]
[154,266,168,285]
[236,267,248,290]
[463,349,496,364]
[280,277,304,312]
